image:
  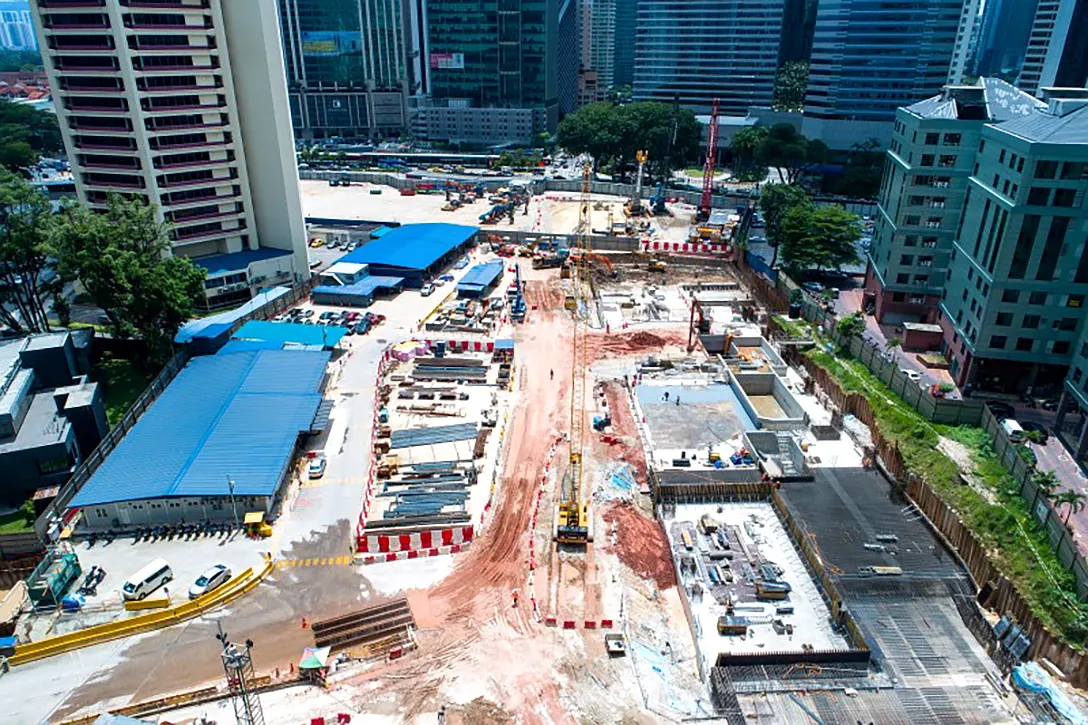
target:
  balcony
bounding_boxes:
[167,207,243,224]
[43,20,110,31]
[147,121,228,133]
[54,63,120,74]
[158,174,234,189]
[155,155,232,170]
[133,64,219,74]
[59,79,124,93]
[173,224,246,245]
[137,81,221,95]
[80,160,142,171]
[41,0,106,7]
[142,102,225,114]
[74,139,137,152]
[161,189,240,209]
[82,177,145,190]
[48,42,116,53]
[129,43,216,54]
[64,103,128,115]
[122,0,210,8]
[124,19,214,31]
[151,138,231,152]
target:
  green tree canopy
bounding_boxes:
[772,61,809,112]
[0,98,63,171]
[729,126,768,181]
[0,50,42,72]
[756,124,828,184]
[830,138,884,199]
[759,183,811,266]
[779,203,862,275]
[556,101,701,179]
[52,195,206,366]
[0,170,60,333]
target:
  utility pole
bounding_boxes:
[216,622,264,725]
[226,474,240,532]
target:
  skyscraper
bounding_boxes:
[972,0,1040,80]
[633,0,788,115]
[278,0,409,139]
[611,0,636,88]
[585,0,615,93]
[0,1,35,51]
[30,0,309,309]
[413,0,557,145]
[804,0,972,148]
[1018,0,1088,96]
[558,0,579,113]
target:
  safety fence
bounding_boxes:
[357,526,474,554]
[8,561,273,666]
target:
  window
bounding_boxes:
[1001,289,1019,303]
[1052,188,1076,207]
[1057,317,1079,332]
[1023,314,1040,329]
[999,149,1006,163]
[1074,369,1083,384]
[935,177,951,188]
[939,155,957,168]
[978,140,985,153]
[925,133,940,145]
[1027,187,1049,205]
[925,217,942,229]
[996,312,1012,326]
[908,195,925,206]
[900,255,914,265]
[962,289,968,301]
[1061,162,1086,180]
[921,154,935,167]
[1054,341,1070,355]
[1009,153,1018,169]
[1030,291,1047,305]
[989,336,1007,349]
[37,454,71,475]
[1036,217,1070,280]
[904,215,921,225]
[943,133,961,146]
[909,295,925,304]
[919,256,933,267]
[1003,180,1011,194]
[930,197,946,208]
[914,275,929,285]
[896,273,909,284]
[904,235,918,247]
[1016,337,1034,352]
[1068,295,1084,308]
[922,237,938,248]
[892,292,905,302]
[915,175,934,186]
[993,174,1000,188]
[1035,160,1058,179]
[1010,184,1018,198]
[1017,157,1024,173]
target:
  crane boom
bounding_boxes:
[557,160,592,546]
[698,98,720,222]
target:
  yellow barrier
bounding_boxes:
[10,561,275,667]
[124,596,170,611]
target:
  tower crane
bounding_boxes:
[696,98,720,223]
[556,159,593,546]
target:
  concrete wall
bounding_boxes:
[730,371,808,431]
[0,434,77,506]
[727,336,787,377]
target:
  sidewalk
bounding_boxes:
[1031,437,1088,558]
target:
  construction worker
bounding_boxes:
[512,589,520,608]
[550,369,554,380]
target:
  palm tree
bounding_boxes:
[1056,490,1087,526]
[1031,470,1061,513]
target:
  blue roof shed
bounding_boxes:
[338,223,478,284]
[175,286,292,351]
[69,349,329,508]
[457,261,504,298]
[232,320,347,349]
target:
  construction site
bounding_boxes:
[0,151,1063,725]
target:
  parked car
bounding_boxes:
[421,283,435,297]
[439,274,455,283]
[454,257,470,270]
[986,401,1016,420]
[1001,418,1026,443]
[122,559,172,601]
[188,564,231,599]
[1041,398,1061,411]
[801,281,823,294]
[353,319,371,335]
[900,369,922,382]
[1020,421,1050,444]
[319,311,336,320]
[308,454,327,479]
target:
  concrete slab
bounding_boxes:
[636,382,755,450]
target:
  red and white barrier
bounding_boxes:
[357,542,470,566]
[422,339,497,353]
[640,239,735,259]
[358,525,475,553]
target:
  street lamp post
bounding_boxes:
[227,474,240,533]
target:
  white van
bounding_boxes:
[122,558,173,601]
[1000,418,1025,443]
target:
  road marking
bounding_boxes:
[275,557,354,570]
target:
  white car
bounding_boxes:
[900,369,922,382]
[421,283,435,297]
[308,454,327,479]
[188,564,231,599]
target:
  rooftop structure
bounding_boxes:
[456,261,504,298]
[174,286,293,353]
[339,223,478,284]
[231,321,348,349]
[70,349,330,529]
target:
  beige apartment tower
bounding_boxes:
[29,0,309,308]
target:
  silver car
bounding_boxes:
[188,564,231,599]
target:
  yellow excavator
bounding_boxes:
[556,160,593,546]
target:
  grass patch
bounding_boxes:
[0,507,33,533]
[683,167,706,178]
[95,354,152,427]
[805,344,1088,646]
[772,315,815,340]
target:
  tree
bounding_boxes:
[52,194,206,367]
[1056,490,1087,526]
[0,50,42,72]
[0,98,63,170]
[756,124,828,184]
[1031,470,1061,514]
[772,61,809,112]
[556,101,701,180]
[760,183,811,267]
[836,312,865,340]
[779,203,862,274]
[729,126,768,181]
[0,170,62,333]
[831,139,884,199]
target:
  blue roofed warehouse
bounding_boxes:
[456,261,505,299]
[69,349,331,531]
[337,223,478,287]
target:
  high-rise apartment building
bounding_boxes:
[278,0,408,140]
[1018,0,1088,96]
[412,0,557,145]
[1057,322,1088,460]
[585,0,614,93]
[30,0,309,309]
[972,0,1039,79]
[936,89,1088,392]
[557,0,578,113]
[804,0,972,148]
[633,0,787,115]
[865,79,1044,324]
[0,1,36,50]
[948,0,982,86]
